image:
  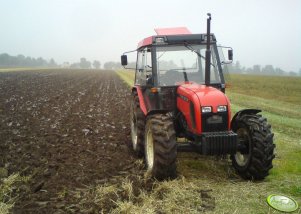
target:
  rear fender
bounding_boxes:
[132,86,147,115]
[231,109,261,130]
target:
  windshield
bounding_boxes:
[156,45,220,86]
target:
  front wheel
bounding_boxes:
[130,92,145,157]
[145,114,177,180]
[231,113,275,180]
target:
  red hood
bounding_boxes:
[179,83,229,113]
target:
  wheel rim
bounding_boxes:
[235,152,250,166]
[130,111,138,150]
[235,128,251,167]
[146,128,154,170]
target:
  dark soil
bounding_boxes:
[0,69,140,213]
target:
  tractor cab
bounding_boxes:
[133,31,228,89]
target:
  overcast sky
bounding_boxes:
[0,0,300,71]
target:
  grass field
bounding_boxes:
[116,70,301,213]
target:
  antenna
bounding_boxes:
[205,13,212,86]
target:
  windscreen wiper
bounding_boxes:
[184,42,215,67]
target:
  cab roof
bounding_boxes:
[137,27,216,49]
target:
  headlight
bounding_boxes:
[217,105,227,112]
[202,106,212,113]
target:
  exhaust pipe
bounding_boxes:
[205,13,211,86]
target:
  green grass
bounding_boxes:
[227,74,301,105]
[116,70,135,86]
[116,70,301,213]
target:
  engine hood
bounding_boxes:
[178,83,229,113]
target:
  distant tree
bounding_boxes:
[240,66,246,73]
[32,58,38,66]
[245,67,253,74]
[262,65,275,75]
[226,63,234,73]
[274,67,285,76]
[37,57,47,66]
[62,62,70,68]
[49,58,57,67]
[24,56,32,66]
[70,63,80,68]
[233,61,241,73]
[289,71,297,76]
[93,60,101,69]
[79,58,91,69]
[103,61,122,70]
[0,53,57,68]
[252,65,261,74]
[104,61,114,70]
[17,54,25,66]
[0,53,10,66]
[226,61,240,73]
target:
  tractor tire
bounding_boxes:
[231,113,275,180]
[130,92,145,157]
[144,113,177,180]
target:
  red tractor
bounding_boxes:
[121,14,275,180]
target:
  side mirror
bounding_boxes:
[121,55,128,66]
[228,49,233,61]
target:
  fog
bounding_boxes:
[0,0,300,71]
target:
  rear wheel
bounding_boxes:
[231,113,275,180]
[145,114,177,180]
[130,92,145,157]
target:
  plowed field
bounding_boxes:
[0,69,142,213]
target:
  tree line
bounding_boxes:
[0,53,57,67]
[69,58,101,69]
[0,53,102,69]
[1,53,300,76]
[226,61,301,77]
